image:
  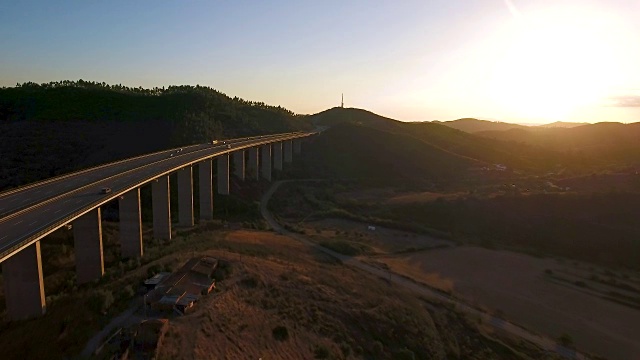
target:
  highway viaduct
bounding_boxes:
[0,132,312,320]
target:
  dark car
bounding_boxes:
[100,187,111,194]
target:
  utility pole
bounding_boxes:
[341,93,344,108]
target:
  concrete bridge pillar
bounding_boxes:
[273,141,283,171]
[293,138,302,154]
[261,144,272,181]
[2,242,46,320]
[247,147,259,180]
[233,150,245,181]
[177,166,194,227]
[119,188,143,258]
[217,154,230,195]
[199,159,213,221]
[284,140,293,163]
[73,208,104,284]
[152,176,172,240]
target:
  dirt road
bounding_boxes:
[261,180,590,360]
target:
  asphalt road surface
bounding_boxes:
[0,133,308,262]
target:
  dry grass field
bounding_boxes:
[378,247,640,360]
[299,217,640,360]
[158,230,540,359]
[305,218,452,254]
[0,227,552,359]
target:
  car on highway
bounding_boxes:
[100,187,111,194]
[212,140,219,145]
[226,144,232,149]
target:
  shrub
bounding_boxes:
[339,342,351,357]
[372,341,384,355]
[88,289,114,314]
[272,325,289,341]
[395,347,416,360]
[213,260,232,280]
[240,275,260,288]
[313,345,330,359]
[558,333,573,347]
[319,240,364,256]
[121,285,135,299]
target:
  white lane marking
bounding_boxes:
[54,209,61,214]
[29,221,38,226]
[8,197,17,203]
[14,220,23,225]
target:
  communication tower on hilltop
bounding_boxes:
[341,93,344,108]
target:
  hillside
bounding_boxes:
[0,81,312,190]
[477,122,640,167]
[434,118,527,133]
[311,107,406,133]
[303,122,481,186]
[0,225,554,360]
[310,107,569,173]
[537,121,589,128]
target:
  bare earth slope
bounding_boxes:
[379,247,640,360]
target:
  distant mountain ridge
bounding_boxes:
[476,122,640,166]
[310,107,640,174]
[536,121,589,128]
[433,118,527,133]
[434,118,593,133]
[310,107,567,172]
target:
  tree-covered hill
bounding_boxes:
[304,122,482,186]
[477,122,640,168]
[310,107,573,172]
[0,80,312,190]
[433,118,527,133]
[0,80,312,138]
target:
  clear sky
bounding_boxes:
[1,0,639,124]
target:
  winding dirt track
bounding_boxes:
[261,180,590,360]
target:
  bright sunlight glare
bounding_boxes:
[488,6,626,120]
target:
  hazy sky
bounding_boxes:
[2,0,640,124]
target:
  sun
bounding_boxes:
[487,6,626,121]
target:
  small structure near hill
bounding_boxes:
[144,257,218,315]
[143,272,171,290]
[100,319,169,359]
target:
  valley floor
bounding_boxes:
[301,216,640,360]
[378,247,640,360]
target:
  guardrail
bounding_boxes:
[0,132,313,263]
[0,132,303,197]
[0,133,301,219]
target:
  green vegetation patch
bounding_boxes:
[319,239,369,256]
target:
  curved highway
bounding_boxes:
[0,132,311,262]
